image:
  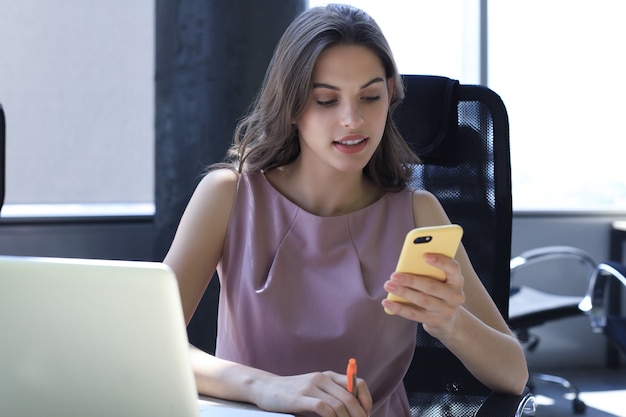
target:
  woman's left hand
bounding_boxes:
[381,253,466,339]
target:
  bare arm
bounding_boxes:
[163,169,372,416]
[164,168,238,324]
[382,190,528,395]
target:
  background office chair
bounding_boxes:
[509,246,596,414]
[394,75,535,417]
[580,261,626,357]
[1,102,5,212]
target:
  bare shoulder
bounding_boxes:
[197,168,239,197]
[170,168,239,251]
[184,168,240,228]
[410,189,452,227]
[410,189,440,207]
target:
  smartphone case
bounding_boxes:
[385,224,463,314]
[395,224,463,280]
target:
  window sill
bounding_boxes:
[0,203,155,224]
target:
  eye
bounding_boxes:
[361,95,381,102]
[316,99,337,107]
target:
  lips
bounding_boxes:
[335,137,367,146]
[333,134,368,146]
[333,135,369,154]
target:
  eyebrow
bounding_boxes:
[312,77,385,91]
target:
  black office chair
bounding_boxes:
[394,75,535,417]
[508,246,596,414]
[580,261,626,357]
[1,102,5,212]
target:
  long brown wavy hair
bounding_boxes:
[214,3,420,192]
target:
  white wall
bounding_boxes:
[0,1,154,205]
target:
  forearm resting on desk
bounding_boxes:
[190,344,272,405]
[189,344,373,417]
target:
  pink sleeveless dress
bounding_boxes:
[216,172,417,417]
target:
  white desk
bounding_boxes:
[198,396,294,416]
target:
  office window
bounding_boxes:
[489,1,626,212]
[0,1,154,215]
[3,1,622,215]
[311,1,626,213]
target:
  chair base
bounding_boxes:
[528,372,586,414]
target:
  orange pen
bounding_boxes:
[346,358,358,397]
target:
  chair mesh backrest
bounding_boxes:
[394,76,512,416]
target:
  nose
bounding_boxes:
[341,100,364,129]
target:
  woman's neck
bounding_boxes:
[266,161,383,217]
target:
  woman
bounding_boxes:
[164,4,528,417]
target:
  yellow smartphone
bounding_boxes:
[384,224,463,315]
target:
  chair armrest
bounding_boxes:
[474,387,536,417]
[510,246,596,281]
[579,261,626,331]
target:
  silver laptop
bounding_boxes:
[0,255,200,417]
[0,255,296,417]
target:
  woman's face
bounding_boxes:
[295,44,392,174]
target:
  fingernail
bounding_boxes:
[385,280,398,291]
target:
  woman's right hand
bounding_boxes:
[251,371,372,417]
